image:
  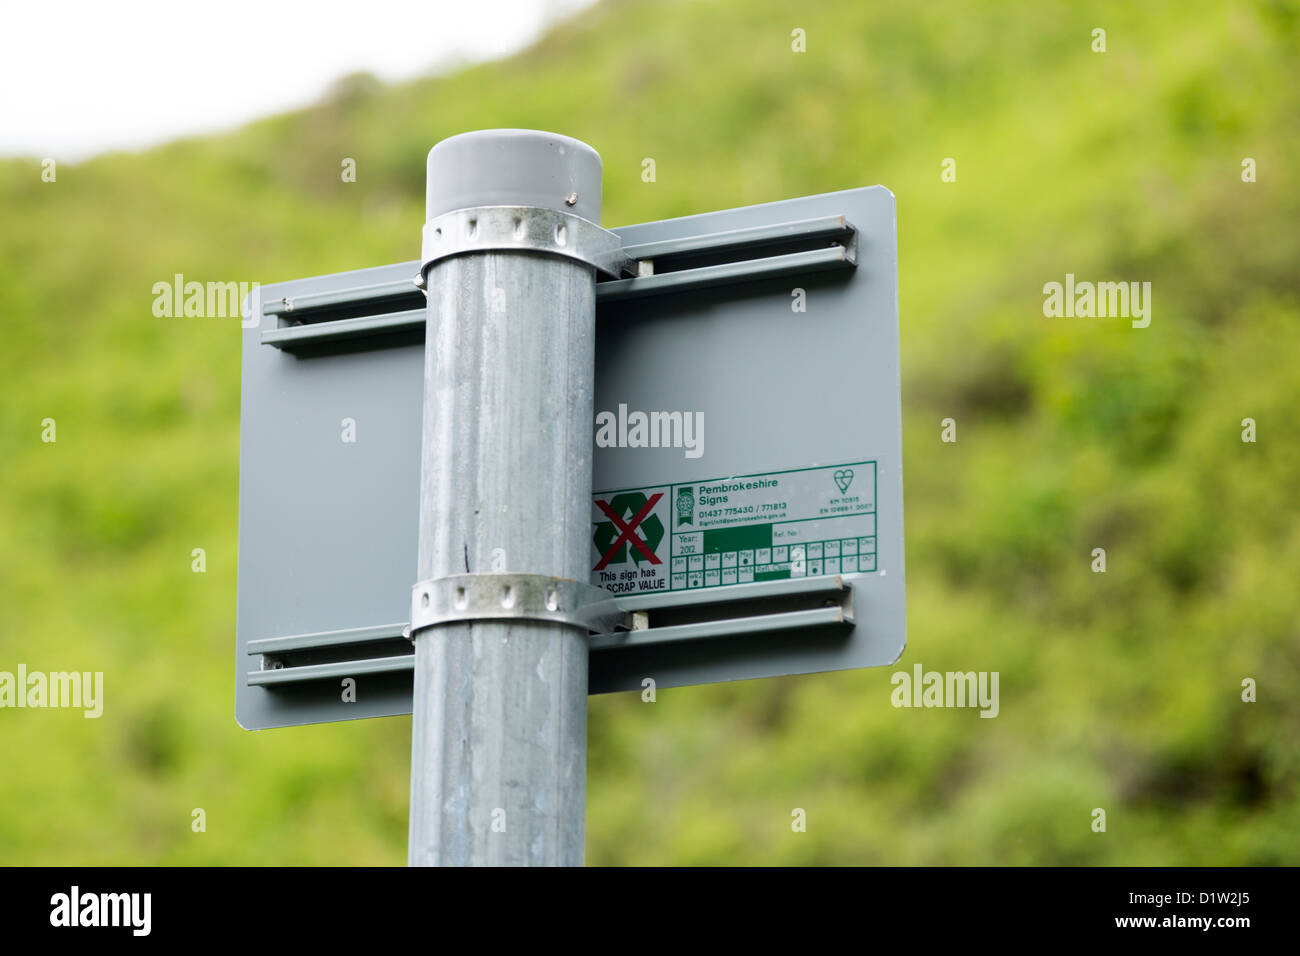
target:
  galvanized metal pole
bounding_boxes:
[408,130,607,866]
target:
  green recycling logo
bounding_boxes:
[592,492,665,570]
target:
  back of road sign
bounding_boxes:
[236,185,904,729]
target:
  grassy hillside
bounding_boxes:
[1,0,1298,864]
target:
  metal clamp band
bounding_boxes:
[420,205,633,280]
[409,573,626,638]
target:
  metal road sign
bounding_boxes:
[236,184,903,730]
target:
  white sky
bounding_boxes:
[0,0,597,160]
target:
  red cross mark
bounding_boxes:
[592,493,664,570]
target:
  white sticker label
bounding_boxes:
[591,461,877,595]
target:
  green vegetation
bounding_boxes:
[1,0,1297,864]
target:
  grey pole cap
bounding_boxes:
[425,129,603,225]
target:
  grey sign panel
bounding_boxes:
[236,185,902,729]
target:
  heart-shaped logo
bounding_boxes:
[833,469,854,494]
